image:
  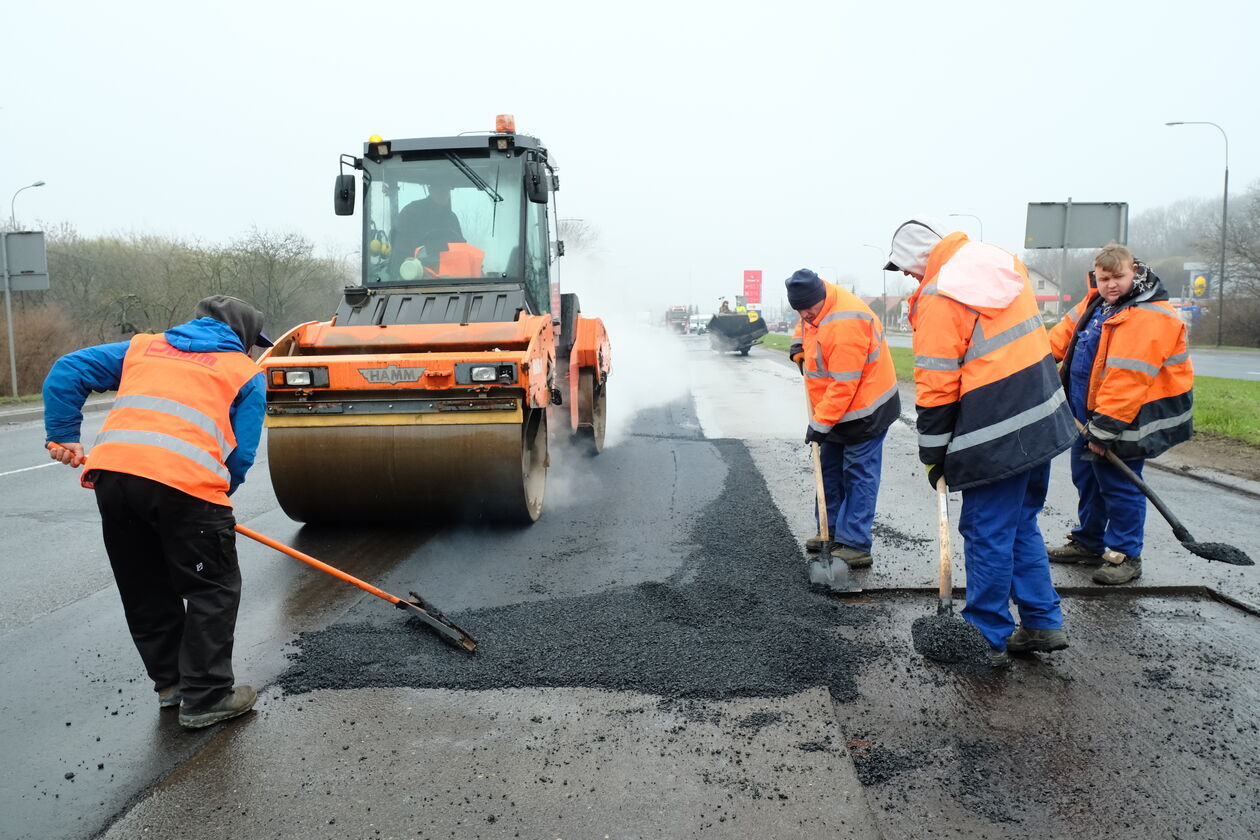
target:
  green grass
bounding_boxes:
[1193,376,1260,446]
[763,341,1260,448]
[760,334,793,351]
[0,394,41,407]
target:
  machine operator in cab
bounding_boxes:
[390,180,483,281]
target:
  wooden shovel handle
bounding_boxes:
[936,477,953,611]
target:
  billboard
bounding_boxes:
[742,270,762,304]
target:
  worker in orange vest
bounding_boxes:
[43,296,270,729]
[788,269,900,568]
[1046,243,1194,585]
[888,218,1076,666]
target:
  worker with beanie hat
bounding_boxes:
[788,268,900,569]
[42,296,272,728]
[887,217,1075,665]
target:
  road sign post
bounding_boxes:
[1,231,51,397]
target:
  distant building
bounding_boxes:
[1028,267,1069,316]
[861,296,907,330]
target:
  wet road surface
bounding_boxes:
[2,328,1259,839]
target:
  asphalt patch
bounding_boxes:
[910,613,993,666]
[278,438,877,702]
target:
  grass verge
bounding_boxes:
[760,334,793,351]
[1193,376,1260,446]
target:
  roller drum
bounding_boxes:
[268,410,548,524]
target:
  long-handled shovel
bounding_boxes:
[807,441,861,594]
[1073,420,1253,566]
[911,477,990,662]
[235,525,479,651]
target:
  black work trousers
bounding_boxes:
[92,470,241,712]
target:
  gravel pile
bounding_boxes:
[279,439,878,702]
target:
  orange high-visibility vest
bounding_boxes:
[85,333,261,506]
[1049,287,1193,459]
[801,282,900,443]
[425,243,485,278]
[908,233,1075,489]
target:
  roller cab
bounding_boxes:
[261,118,611,524]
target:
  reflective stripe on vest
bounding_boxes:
[840,383,897,423]
[93,429,232,481]
[946,389,1067,454]
[112,394,234,459]
[1114,408,1194,441]
[1105,356,1161,378]
[963,314,1044,364]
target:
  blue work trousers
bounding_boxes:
[815,431,886,552]
[1068,436,1146,558]
[958,461,1063,650]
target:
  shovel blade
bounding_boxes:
[808,552,861,595]
[1184,541,1254,566]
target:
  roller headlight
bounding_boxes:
[469,365,497,382]
[285,370,313,386]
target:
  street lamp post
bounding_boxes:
[948,213,984,242]
[1166,121,1228,347]
[9,180,46,230]
[4,180,47,396]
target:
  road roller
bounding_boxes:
[258,116,611,524]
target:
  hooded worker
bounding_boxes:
[43,295,271,729]
[1045,243,1194,585]
[888,217,1075,665]
[788,268,900,569]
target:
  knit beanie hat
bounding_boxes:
[785,269,826,310]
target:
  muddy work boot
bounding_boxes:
[179,685,258,730]
[1047,537,1104,565]
[1005,626,1069,654]
[989,649,1012,668]
[831,545,873,568]
[1092,551,1142,585]
[805,535,826,554]
[157,685,182,710]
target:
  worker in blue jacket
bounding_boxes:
[43,296,270,729]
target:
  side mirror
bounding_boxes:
[526,161,549,204]
[334,174,356,216]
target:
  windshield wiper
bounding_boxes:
[445,153,502,202]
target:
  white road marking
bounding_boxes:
[0,462,59,477]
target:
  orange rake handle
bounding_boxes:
[233,524,403,607]
[233,524,478,652]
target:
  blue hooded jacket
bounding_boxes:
[42,318,267,496]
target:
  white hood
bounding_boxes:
[884,217,952,277]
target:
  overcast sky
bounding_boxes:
[4,0,1257,317]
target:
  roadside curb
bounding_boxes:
[0,397,115,425]
[1148,453,1260,500]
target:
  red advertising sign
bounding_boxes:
[742,270,762,304]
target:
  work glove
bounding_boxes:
[805,426,828,445]
[924,463,945,491]
[789,343,804,374]
[1082,423,1110,449]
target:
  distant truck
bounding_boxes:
[665,305,690,334]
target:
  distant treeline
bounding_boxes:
[0,226,351,395]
